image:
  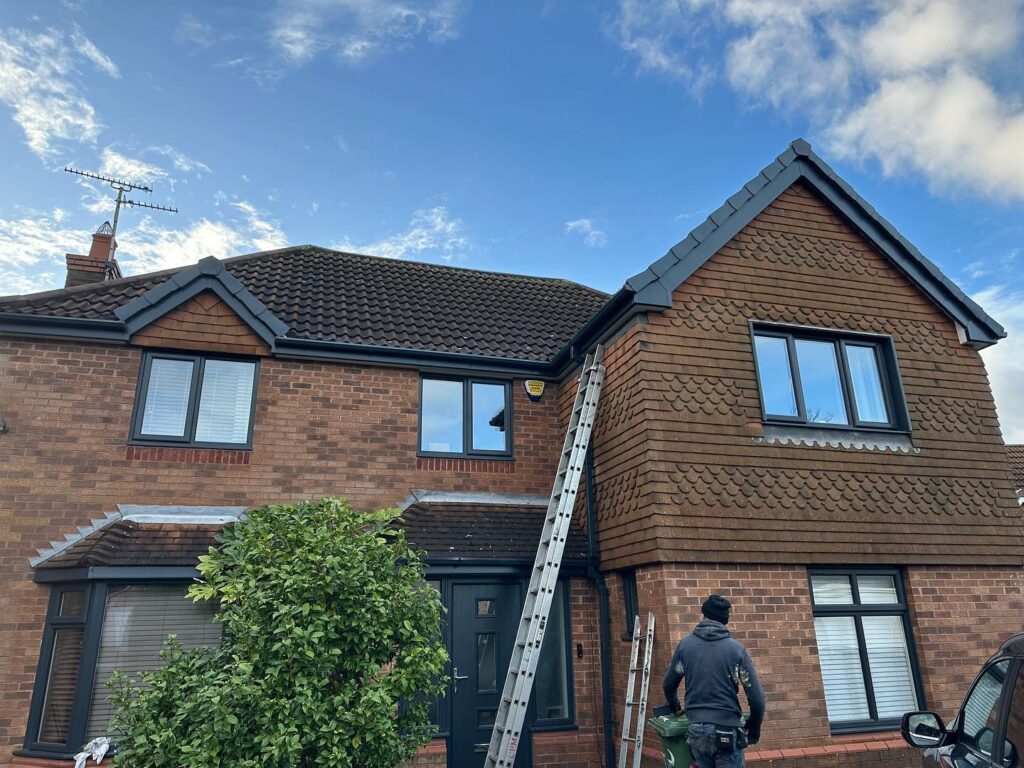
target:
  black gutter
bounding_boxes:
[585,447,616,768]
[0,313,128,342]
[273,336,552,377]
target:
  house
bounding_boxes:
[0,139,1021,768]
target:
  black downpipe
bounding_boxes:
[585,447,616,768]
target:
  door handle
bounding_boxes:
[453,666,469,694]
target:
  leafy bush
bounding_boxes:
[109,499,448,768]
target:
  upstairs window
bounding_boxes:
[752,326,906,430]
[132,352,258,448]
[419,377,511,457]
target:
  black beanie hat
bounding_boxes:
[702,594,731,625]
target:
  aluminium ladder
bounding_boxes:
[618,612,655,768]
[484,346,605,768]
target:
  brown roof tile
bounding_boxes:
[35,504,587,569]
[0,245,610,362]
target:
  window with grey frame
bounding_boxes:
[418,376,512,457]
[808,569,924,734]
[131,351,259,448]
[751,325,908,431]
[25,582,220,757]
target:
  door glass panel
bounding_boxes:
[961,661,1010,757]
[1005,666,1024,767]
[535,583,569,721]
[140,358,194,436]
[795,339,849,425]
[478,708,496,728]
[813,616,870,722]
[754,335,798,417]
[38,628,85,744]
[861,615,918,718]
[857,575,899,605]
[845,345,889,423]
[471,383,507,452]
[477,599,496,617]
[477,633,497,692]
[421,379,463,453]
[810,574,854,605]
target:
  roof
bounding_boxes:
[32,501,589,570]
[401,499,589,561]
[1008,444,1024,493]
[621,139,1005,349]
[0,139,1005,366]
[0,245,609,365]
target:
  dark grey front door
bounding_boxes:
[450,582,529,768]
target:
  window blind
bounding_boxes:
[862,615,918,718]
[86,585,220,739]
[140,358,195,436]
[814,616,870,722]
[37,628,85,744]
[194,360,256,444]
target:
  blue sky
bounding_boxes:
[0,1,1022,440]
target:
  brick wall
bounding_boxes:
[626,562,1023,768]
[0,336,562,761]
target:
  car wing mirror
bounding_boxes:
[901,712,949,749]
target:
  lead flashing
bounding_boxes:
[399,489,549,510]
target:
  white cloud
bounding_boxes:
[335,205,469,262]
[0,27,113,158]
[976,284,1024,443]
[0,200,288,294]
[175,14,224,49]
[99,146,168,186]
[565,218,608,247]
[611,0,1024,201]
[70,26,120,78]
[147,145,212,176]
[264,0,464,78]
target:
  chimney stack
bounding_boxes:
[65,221,123,288]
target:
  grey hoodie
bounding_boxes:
[662,619,765,733]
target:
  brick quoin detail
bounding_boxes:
[125,445,252,465]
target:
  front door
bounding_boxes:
[449,581,530,768]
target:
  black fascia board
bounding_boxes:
[272,335,552,377]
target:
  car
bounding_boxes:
[902,633,1024,768]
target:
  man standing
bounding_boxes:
[663,595,765,768]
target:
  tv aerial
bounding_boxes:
[63,166,178,247]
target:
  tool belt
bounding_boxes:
[715,726,749,753]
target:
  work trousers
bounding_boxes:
[687,722,745,768]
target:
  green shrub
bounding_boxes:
[108,499,448,768]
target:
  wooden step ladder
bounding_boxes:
[618,612,655,768]
[484,346,606,768]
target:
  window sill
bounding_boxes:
[829,720,902,736]
[755,424,917,454]
[416,456,515,474]
[417,452,514,461]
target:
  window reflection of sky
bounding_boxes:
[754,336,798,416]
[421,379,463,452]
[795,340,849,425]
[472,383,507,451]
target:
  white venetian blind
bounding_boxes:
[862,615,918,718]
[86,585,220,739]
[194,360,256,444]
[814,616,870,722]
[140,358,195,436]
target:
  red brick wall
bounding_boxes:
[0,336,562,762]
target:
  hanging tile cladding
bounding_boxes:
[0,337,563,760]
[590,181,1023,569]
[130,290,270,356]
[1008,444,1024,492]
